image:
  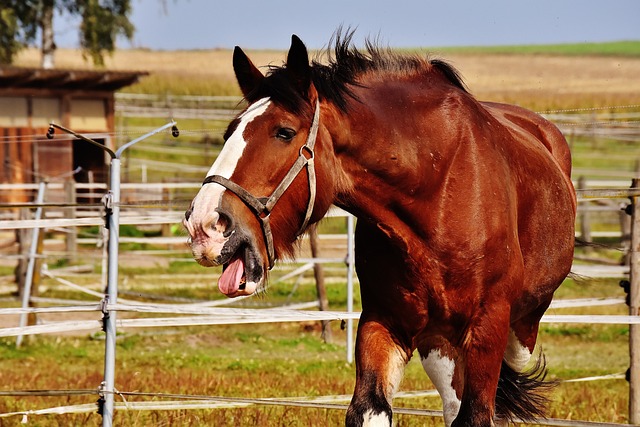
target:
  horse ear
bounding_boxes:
[286,35,311,93]
[233,46,264,97]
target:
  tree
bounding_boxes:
[0,0,134,68]
[0,1,38,64]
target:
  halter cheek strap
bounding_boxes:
[202,100,320,269]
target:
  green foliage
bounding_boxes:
[0,0,38,63]
[119,224,145,237]
[0,0,133,66]
[0,7,21,63]
[78,0,134,66]
[49,258,70,269]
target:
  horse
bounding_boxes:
[183,32,576,427]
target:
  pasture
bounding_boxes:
[13,41,640,110]
[1,43,639,425]
[0,267,632,426]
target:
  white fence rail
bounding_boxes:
[0,101,639,424]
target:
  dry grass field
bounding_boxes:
[14,46,640,111]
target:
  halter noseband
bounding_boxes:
[201,100,320,270]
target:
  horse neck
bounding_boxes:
[330,93,457,230]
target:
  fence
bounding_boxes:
[1,178,639,426]
[1,103,640,425]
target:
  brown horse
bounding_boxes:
[183,32,576,427]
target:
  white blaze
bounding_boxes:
[206,97,271,179]
[189,98,271,231]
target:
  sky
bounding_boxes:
[54,0,640,50]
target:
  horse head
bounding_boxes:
[183,35,337,297]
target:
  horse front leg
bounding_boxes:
[346,315,410,427]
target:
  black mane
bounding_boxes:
[245,30,468,114]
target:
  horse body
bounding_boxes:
[333,76,575,426]
[183,33,576,427]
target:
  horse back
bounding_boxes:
[481,101,573,181]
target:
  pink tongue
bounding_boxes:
[218,256,245,295]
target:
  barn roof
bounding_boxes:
[0,66,147,92]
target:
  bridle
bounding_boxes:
[202,100,320,270]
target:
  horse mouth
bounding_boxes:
[217,243,263,297]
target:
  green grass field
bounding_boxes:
[430,40,640,57]
[0,258,633,426]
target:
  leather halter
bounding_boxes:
[202,100,320,270]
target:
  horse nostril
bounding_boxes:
[185,207,193,221]
[216,209,235,237]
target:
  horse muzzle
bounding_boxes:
[183,209,265,297]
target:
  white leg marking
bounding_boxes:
[385,346,406,399]
[504,329,531,371]
[355,347,404,427]
[362,410,391,427]
[422,349,461,427]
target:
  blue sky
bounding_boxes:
[54,0,640,50]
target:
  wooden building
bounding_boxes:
[0,66,147,203]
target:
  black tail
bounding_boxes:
[495,354,557,423]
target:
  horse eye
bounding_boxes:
[275,128,296,142]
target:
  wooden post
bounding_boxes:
[629,177,640,424]
[15,208,29,296]
[87,170,94,205]
[628,162,640,266]
[622,206,633,266]
[161,179,172,239]
[308,225,332,343]
[578,176,591,249]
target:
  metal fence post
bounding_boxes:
[47,121,178,427]
[346,214,355,364]
[100,157,121,426]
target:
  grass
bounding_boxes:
[432,40,640,57]
[0,220,633,425]
[570,134,640,173]
[0,264,632,426]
